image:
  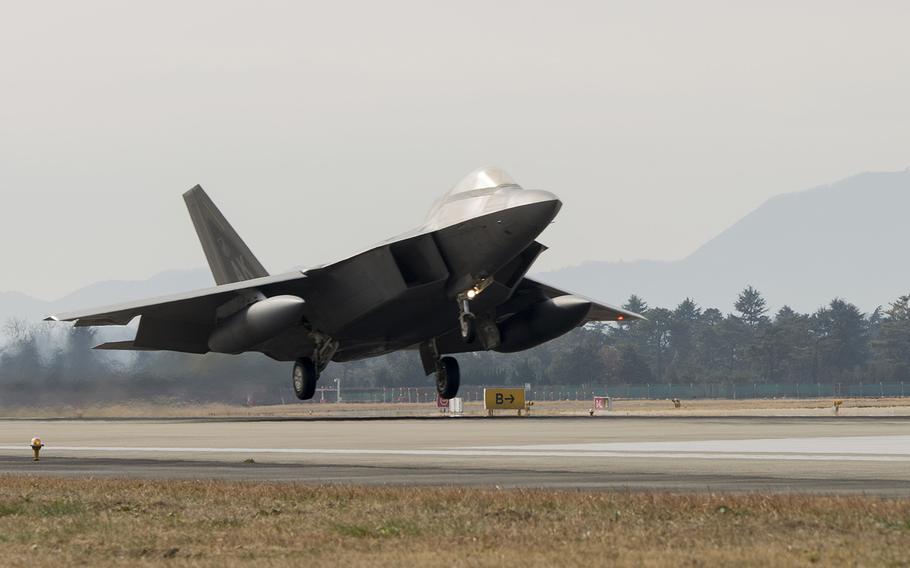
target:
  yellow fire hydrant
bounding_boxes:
[30,437,43,461]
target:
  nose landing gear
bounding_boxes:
[458,296,477,344]
[456,277,492,344]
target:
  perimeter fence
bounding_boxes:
[311,381,908,403]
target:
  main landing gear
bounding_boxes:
[292,357,318,400]
[292,335,339,400]
[420,341,461,400]
[435,356,460,399]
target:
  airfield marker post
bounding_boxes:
[30,437,43,461]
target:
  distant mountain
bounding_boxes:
[3,170,909,324]
[541,170,910,313]
[0,269,213,323]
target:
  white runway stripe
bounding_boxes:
[465,435,910,456]
[1,438,909,462]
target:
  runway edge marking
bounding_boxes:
[1,445,909,462]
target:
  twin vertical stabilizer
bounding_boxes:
[183,185,269,285]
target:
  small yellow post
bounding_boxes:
[30,437,43,461]
[833,400,843,414]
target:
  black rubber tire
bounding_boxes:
[292,357,318,400]
[435,356,460,399]
[459,313,477,344]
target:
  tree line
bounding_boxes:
[2,286,910,405]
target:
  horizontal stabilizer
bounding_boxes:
[519,277,646,322]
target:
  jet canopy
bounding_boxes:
[448,167,522,195]
[425,167,525,225]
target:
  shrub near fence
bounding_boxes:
[309,382,908,403]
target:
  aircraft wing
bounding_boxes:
[517,277,646,322]
[44,271,309,355]
[46,272,305,327]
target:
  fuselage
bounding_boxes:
[300,181,562,362]
[46,167,637,391]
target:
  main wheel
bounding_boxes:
[435,356,460,399]
[292,357,318,400]
[459,313,477,343]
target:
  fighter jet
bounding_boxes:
[47,168,643,400]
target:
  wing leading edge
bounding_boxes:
[45,272,305,327]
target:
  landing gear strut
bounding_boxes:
[458,295,477,343]
[435,356,460,399]
[456,277,493,344]
[292,357,318,400]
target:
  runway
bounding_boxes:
[1,416,908,494]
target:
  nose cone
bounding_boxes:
[512,189,560,207]
[508,189,562,226]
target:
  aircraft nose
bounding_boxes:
[515,189,559,205]
[512,189,562,224]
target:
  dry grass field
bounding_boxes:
[2,396,909,419]
[0,477,907,567]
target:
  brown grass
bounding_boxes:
[2,397,909,419]
[0,477,907,567]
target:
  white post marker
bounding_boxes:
[592,396,612,415]
[449,397,464,416]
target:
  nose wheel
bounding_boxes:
[292,357,318,400]
[435,356,460,399]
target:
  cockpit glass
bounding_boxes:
[448,167,521,195]
[424,167,523,223]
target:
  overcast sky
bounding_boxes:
[2,1,909,299]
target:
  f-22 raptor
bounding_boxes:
[48,168,643,400]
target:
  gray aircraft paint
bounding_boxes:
[48,168,642,366]
[183,185,270,285]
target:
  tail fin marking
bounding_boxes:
[183,185,269,285]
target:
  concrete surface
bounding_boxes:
[1,416,908,494]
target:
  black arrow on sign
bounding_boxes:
[505,395,515,403]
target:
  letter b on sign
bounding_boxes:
[484,388,525,410]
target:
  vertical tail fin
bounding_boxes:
[183,185,269,285]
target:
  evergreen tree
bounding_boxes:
[668,298,701,382]
[735,286,769,329]
[810,299,870,381]
[873,295,910,380]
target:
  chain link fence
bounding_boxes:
[309,381,908,403]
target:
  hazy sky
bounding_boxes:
[2,1,909,299]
